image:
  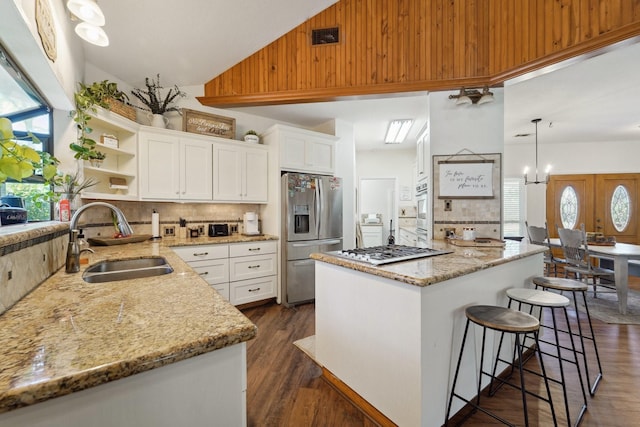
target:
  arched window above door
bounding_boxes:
[611,185,631,232]
[560,186,578,229]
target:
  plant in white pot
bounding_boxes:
[244,130,260,143]
[130,74,186,128]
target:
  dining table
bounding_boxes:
[549,238,640,315]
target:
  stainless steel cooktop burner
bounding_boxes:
[331,244,452,265]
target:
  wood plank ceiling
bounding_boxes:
[199,0,640,108]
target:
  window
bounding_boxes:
[560,186,578,229]
[0,44,53,221]
[611,184,631,232]
[503,177,525,237]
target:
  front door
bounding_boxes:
[595,174,639,244]
[546,174,594,238]
[546,173,640,244]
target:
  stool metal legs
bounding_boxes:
[506,299,588,427]
[445,317,557,426]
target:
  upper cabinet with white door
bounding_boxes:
[416,129,429,183]
[212,141,268,203]
[262,124,338,174]
[139,128,212,201]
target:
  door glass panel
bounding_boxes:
[610,185,631,232]
[560,186,578,229]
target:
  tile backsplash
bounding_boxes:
[71,200,262,238]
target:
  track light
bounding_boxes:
[66,0,109,46]
[524,118,551,185]
[449,86,494,105]
[75,22,109,47]
[67,0,105,26]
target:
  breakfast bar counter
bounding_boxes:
[310,240,547,427]
[0,226,277,427]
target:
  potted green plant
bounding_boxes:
[130,74,186,128]
[69,80,129,161]
[0,117,59,184]
[244,130,260,143]
[57,168,98,200]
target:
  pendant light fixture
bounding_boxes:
[523,118,551,185]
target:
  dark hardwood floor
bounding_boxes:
[242,280,640,427]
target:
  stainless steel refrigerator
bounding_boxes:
[281,173,343,307]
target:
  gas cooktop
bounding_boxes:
[330,244,452,265]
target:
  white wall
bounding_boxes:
[429,89,505,156]
[357,148,416,236]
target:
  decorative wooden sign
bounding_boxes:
[36,0,57,62]
[438,160,494,198]
[182,109,235,139]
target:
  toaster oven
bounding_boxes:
[208,223,229,237]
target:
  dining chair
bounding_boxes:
[526,221,565,277]
[557,224,615,297]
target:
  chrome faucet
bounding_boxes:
[70,201,134,237]
[65,202,133,273]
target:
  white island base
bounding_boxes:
[314,254,543,427]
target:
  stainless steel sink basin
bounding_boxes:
[82,256,173,283]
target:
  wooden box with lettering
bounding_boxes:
[182,109,236,139]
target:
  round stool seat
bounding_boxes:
[466,305,539,333]
[533,276,588,292]
[507,287,570,308]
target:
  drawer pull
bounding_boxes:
[248,248,261,251]
[248,265,261,269]
[199,272,209,276]
[193,252,209,257]
[248,287,261,292]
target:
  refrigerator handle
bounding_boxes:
[315,178,321,236]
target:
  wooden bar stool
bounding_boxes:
[533,276,603,396]
[445,305,557,427]
[504,288,588,427]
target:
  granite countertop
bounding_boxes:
[311,239,547,287]
[0,227,277,414]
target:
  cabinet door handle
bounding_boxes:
[199,272,209,276]
[248,265,261,269]
[248,287,261,292]
[193,252,209,256]
[248,247,261,251]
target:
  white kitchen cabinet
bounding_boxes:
[212,142,268,203]
[139,130,212,201]
[80,107,139,201]
[173,240,278,306]
[262,124,337,174]
[173,244,230,300]
[398,228,418,247]
[360,224,383,247]
[229,241,277,305]
[416,129,429,183]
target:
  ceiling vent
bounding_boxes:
[312,27,339,45]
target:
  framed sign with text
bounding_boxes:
[182,109,236,139]
[438,160,494,198]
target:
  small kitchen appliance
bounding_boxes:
[243,212,260,235]
[209,223,229,237]
[0,195,27,225]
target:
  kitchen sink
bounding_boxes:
[82,256,173,283]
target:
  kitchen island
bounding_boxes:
[310,240,546,427]
[0,227,276,427]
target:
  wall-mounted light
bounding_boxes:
[448,86,494,105]
[523,118,551,185]
[66,0,109,47]
[385,119,413,144]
